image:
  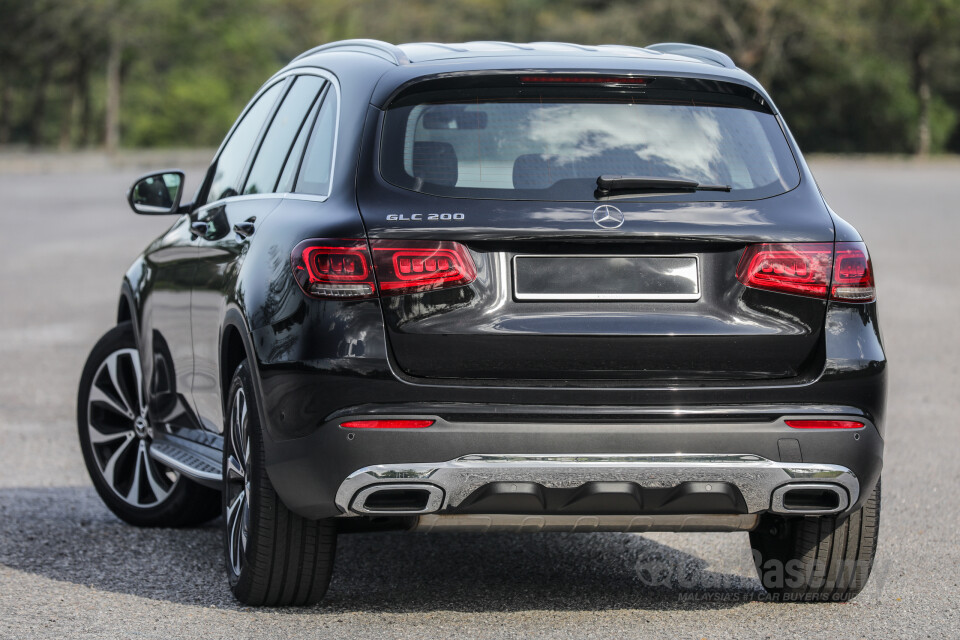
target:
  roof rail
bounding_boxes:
[292,39,409,66]
[645,43,736,69]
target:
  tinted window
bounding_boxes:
[380,85,800,202]
[295,91,337,196]
[203,81,284,205]
[244,76,325,195]
[277,92,323,193]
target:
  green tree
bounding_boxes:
[1,0,959,153]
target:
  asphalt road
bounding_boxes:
[1,158,958,639]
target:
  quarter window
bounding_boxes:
[202,81,284,205]
[276,92,323,194]
[244,76,326,195]
[295,90,337,196]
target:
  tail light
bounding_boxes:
[370,239,477,295]
[831,243,876,302]
[785,419,864,429]
[736,242,875,302]
[292,239,376,299]
[736,243,832,298]
[292,239,477,300]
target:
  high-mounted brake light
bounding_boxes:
[520,75,650,85]
[292,239,477,299]
[785,419,864,429]
[340,419,434,429]
[736,242,876,302]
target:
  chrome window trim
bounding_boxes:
[283,192,330,203]
[192,192,330,219]
[197,66,341,211]
[290,73,340,198]
[512,253,701,301]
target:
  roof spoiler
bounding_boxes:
[645,43,736,69]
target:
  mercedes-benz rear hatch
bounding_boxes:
[356,73,835,383]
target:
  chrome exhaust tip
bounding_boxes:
[770,483,849,515]
[350,483,444,515]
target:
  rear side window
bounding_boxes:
[295,91,337,196]
[244,75,326,195]
[380,78,800,202]
[276,93,322,193]
[203,81,284,205]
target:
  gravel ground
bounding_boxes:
[0,158,958,639]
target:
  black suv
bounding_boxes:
[78,40,885,605]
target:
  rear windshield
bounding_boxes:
[380,81,800,202]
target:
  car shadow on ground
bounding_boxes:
[0,486,765,612]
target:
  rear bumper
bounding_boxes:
[263,409,883,520]
[336,453,858,515]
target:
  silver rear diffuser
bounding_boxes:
[337,453,858,519]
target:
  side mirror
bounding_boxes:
[127,170,185,215]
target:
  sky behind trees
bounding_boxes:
[2,0,960,154]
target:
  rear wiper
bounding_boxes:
[595,175,731,197]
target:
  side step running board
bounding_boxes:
[149,434,223,489]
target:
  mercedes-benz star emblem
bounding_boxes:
[593,204,624,229]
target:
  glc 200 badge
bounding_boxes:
[593,205,624,229]
[386,213,465,221]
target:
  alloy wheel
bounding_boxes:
[86,348,179,507]
[225,387,251,576]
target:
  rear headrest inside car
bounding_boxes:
[412,142,458,186]
[512,154,554,189]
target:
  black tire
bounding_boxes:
[750,478,880,602]
[77,322,220,527]
[223,360,337,606]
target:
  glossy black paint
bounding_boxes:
[115,43,885,520]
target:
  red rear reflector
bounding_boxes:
[736,242,876,303]
[520,75,650,85]
[340,419,434,429]
[785,419,864,429]
[371,240,477,295]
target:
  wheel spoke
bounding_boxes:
[105,352,136,417]
[124,441,146,502]
[227,491,245,573]
[226,492,243,532]
[240,498,249,549]
[142,445,172,502]
[88,422,135,444]
[238,395,247,439]
[226,454,245,481]
[133,359,145,415]
[101,432,137,488]
[230,398,240,459]
[89,385,134,419]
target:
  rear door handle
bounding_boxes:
[233,220,256,238]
